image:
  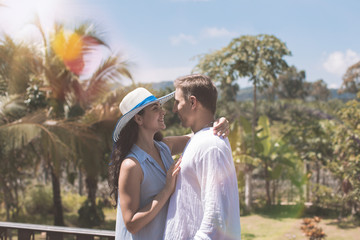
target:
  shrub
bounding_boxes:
[24,185,53,215]
[62,192,86,213]
[78,199,105,227]
[312,184,342,210]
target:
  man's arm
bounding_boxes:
[163,117,230,155]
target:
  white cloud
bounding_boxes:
[323,49,360,76]
[170,33,197,46]
[202,27,238,38]
[131,66,193,84]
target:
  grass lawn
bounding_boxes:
[103,207,359,240]
[240,215,360,240]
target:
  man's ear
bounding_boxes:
[189,96,197,110]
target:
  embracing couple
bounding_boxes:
[108,74,241,240]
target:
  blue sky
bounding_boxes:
[1,0,360,89]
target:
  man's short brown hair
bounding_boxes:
[174,74,217,114]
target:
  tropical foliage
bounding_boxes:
[0,17,359,230]
[0,18,132,226]
[195,34,292,209]
[339,61,360,94]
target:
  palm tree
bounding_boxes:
[0,16,132,225]
[32,20,132,226]
[72,59,133,226]
[0,33,42,220]
[0,34,40,96]
[76,99,120,226]
[0,94,28,221]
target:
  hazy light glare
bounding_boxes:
[52,30,83,61]
[51,29,106,76]
[0,0,65,40]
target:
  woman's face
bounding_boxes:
[138,102,166,131]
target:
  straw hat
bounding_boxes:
[112,87,174,142]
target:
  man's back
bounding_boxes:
[164,127,241,240]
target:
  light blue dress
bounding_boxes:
[115,141,174,240]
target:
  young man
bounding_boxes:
[164,74,241,240]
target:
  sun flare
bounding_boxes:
[0,0,65,39]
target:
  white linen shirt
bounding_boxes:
[164,127,241,240]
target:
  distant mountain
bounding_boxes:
[329,89,356,100]
[151,81,357,101]
[151,81,174,91]
[236,87,356,101]
[236,87,256,101]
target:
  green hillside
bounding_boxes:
[151,81,357,101]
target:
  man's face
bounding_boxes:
[173,88,192,128]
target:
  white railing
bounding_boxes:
[0,221,115,240]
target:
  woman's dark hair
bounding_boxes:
[108,109,163,207]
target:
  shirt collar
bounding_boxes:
[130,141,162,163]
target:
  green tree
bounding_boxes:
[309,79,330,101]
[0,95,29,220]
[196,34,291,209]
[0,35,41,220]
[194,49,239,103]
[283,103,333,203]
[0,35,40,96]
[0,19,132,226]
[228,114,301,208]
[330,92,360,216]
[274,66,308,100]
[257,115,299,206]
[75,86,137,227]
[339,61,360,94]
[228,116,259,212]
[32,21,132,226]
[30,21,110,226]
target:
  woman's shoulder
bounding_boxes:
[121,157,141,171]
[125,145,147,163]
[119,157,144,185]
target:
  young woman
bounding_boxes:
[108,88,229,240]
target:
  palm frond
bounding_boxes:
[92,54,133,84]
[81,102,119,125]
[82,55,132,106]
[0,123,42,151]
[0,110,55,151]
[0,94,27,123]
[0,110,101,174]
[45,119,97,140]
[74,22,110,49]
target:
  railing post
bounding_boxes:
[0,227,7,240]
[18,229,34,240]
